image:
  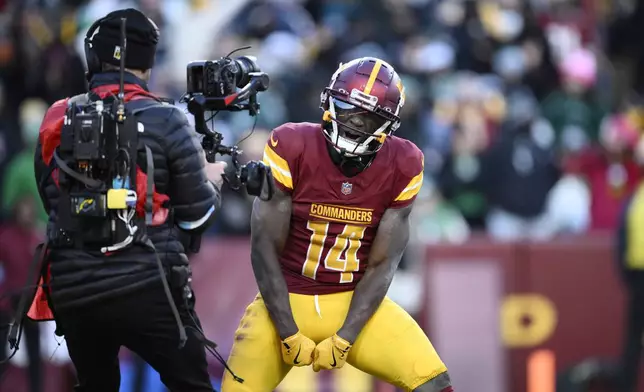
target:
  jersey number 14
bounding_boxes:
[302,221,366,283]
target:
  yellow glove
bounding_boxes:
[312,334,352,372]
[281,331,315,367]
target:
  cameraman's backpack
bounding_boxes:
[53,90,164,252]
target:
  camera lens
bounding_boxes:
[234,56,260,87]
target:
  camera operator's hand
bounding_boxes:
[205,161,228,190]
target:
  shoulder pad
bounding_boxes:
[390,138,424,208]
[395,138,424,178]
[262,123,312,192]
[268,122,310,160]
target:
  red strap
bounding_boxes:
[40,84,159,165]
[135,167,170,225]
[27,278,54,321]
[27,262,54,322]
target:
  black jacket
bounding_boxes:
[480,123,560,218]
[34,72,220,310]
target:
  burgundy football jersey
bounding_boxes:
[262,122,424,295]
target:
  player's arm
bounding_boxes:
[250,187,298,339]
[337,204,413,343]
[256,125,316,366]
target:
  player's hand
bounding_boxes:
[281,331,315,367]
[312,334,352,372]
[204,161,228,190]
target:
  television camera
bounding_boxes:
[180,48,274,202]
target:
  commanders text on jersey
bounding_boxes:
[309,203,373,225]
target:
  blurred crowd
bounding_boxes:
[2,0,644,389]
[209,0,644,245]
[2,0,644,241]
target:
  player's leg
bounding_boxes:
[346,296,452,392]
[222,295,292,392]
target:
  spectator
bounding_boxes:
[434,86,491,229]
[1,98,48,226]
[0,193,44,392]
[541,48,607,153]
[481,98,561,241]
[564,114,642,231]
[33,38,86,104]
[0,80,10,222]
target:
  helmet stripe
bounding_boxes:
[363,60,383,95]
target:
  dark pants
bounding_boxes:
[621,282,644,392]
[55,283,214,392]
[0,298,43,392]
[131,353,170,392]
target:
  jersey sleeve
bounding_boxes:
[389,142,424,209]
[262,123,302,194]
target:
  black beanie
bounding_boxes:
[88,8,159,71]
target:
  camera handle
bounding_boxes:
[185,95,222,163]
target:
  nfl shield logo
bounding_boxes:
[341,182,353,195]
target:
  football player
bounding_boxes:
[222,57,453,392]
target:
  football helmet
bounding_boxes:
[320,57,405,156]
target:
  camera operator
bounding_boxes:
[31,9,224,391]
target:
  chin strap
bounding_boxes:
[325,142,375,177]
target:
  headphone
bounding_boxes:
[84,16,108,82]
